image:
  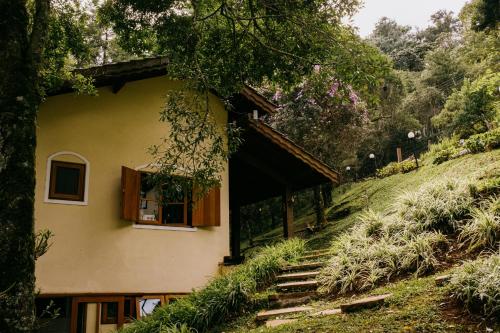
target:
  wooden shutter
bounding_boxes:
[192,187,221,227]
[121,166,140,221]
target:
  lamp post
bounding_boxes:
[369,153,376,175]
[408,131,419,169]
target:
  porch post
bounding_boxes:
[282,186,294,238]
[231,202,241,258]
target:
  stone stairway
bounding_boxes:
[257,249,330,321]
[256,248,392,327]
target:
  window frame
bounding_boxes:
[44,151,90,206]
[48,160,86,202]
[136,171,191,227]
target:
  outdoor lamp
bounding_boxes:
[407,131,419,169]
[369,153,375,159]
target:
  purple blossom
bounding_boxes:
[349,90,359,105]
[327,82,339,97]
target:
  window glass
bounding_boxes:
[54,166,80,195]
[49,161,85,201]
[102,302,118,322]
[138,298,162,317]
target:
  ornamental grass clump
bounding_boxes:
[396,179,474,232]
[459,197,500,252]
[120,239,305,333]
[318,209,447,295]
[448,252,500,318]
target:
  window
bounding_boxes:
[136,296,165,318]
[49,161,86,202]
[121,166,220,227]
[138,172,192,226]
[100,302,118,324]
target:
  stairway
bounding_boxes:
[256,248,393,327]
[256,249,330,321]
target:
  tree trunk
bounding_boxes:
[0,0,49,331]
[313,186,326,230]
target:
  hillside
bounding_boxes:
[216,149,500,333]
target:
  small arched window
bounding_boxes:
[44,151,90,205]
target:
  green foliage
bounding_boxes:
[422,129,500,165]
[397,179,474,232]
[448,252,500,318]
[460,0,500,32]
[319,178,481,295]
[376,160,417,178]
[433,72,500,137]
[120,239,305,333]
[464,127,500,153]
[459,198,500,252]
[149,89,242,196]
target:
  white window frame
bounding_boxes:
[44,151,90,206]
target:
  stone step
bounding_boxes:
[265,319,297,328]
[435,275,451,286]
[264,308,341,328]
[340,293,392,313]
[311,308,342,317]
[298,253,330,261]
[304,249,330,256]
[256,306,313,321]
[269,291,318,302]
[276,271,321,282]
[281,262,324,272]
[269,291,317,309]
[276,280,319,292]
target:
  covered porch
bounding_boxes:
[227,116,339,262]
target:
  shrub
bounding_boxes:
[448,252,500,318]
[318,209,447,295]
[120,239,305,333]
[464,127,500,153]
[459,198,500,252]
[396,179,474,232]
[319,179,483,296]
[470,177,500,198]
[376,160,417,178]
[421,137,460,165]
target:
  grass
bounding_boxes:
[215,271,499,333]
[218,150,500,333]
[120,239,305,333]
[448,251,500,318]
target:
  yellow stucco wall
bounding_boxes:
[35,76,230,294]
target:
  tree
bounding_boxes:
[368,17,428,71]
[0,1,50,331]
[461,0,499,32]
[433,72,500,137]
[0,1,101,331]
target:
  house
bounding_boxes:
[35,57,338,333]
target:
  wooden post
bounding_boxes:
[282,187,294,238]
[396,147,402,163]
[230,203,241,258]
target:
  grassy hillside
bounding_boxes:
[217,149,500,333]
[244,149,499,252]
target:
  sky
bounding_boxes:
[351,0,470,37]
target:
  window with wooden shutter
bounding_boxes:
[121,166,140,221]
[192,187,221,227]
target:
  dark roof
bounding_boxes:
[50,56,276,115]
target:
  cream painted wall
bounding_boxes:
[35,76,230,294]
